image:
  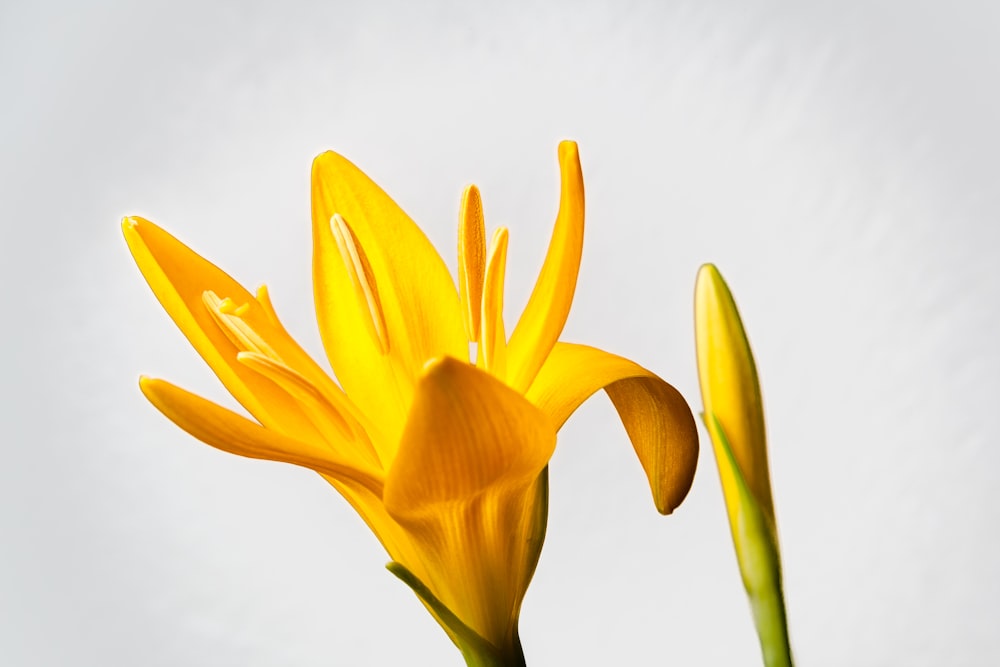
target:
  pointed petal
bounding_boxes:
[311,151,467,406]
[139,377,383,495]
[507,141,585,392]
[526,342,698,515]
[694,264,774,518]
[383,357,556,648]
[122,217,361,447]
[124,217,274,421]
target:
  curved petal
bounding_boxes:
[311,151,467,400]
[139,378,383,495]
[506,141,585,392]
[383,357,556,649]
[526,342,699,515]
[385,357,553,512]
[694,264,774,519]
[123,217,363,447]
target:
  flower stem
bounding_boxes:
[460,636,526,667]
[751,582,793,667]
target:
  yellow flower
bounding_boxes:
[695,264,792,667]
[124,142,698,665]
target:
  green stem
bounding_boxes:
[387,561,527,667]
[460,633,526,667]
[751,583,793,667]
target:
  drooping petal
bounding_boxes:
[506,141,585,393]
[383,357,556,650]
[139,378,383,495]
[526,342,698,515]
[123,217,365,449]
[694,264,774,519]
[311,151,467,405]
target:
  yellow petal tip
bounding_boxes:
[695,263,725,299]
[138,375,160,397]
[420,355,464,378]
[421,356,444,375]
[558,140,579,160]
[696,262,719,279]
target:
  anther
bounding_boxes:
[202,290,279,360]
[458,184,486,343]
[480,226,509,378]
[218,297,239,315]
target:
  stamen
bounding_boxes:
[202,289,384,471]
[330,214,389,354]
[480,227,509,379]
[218,297,238,315]
[237,352,382,472]
[202,291,280,360]
[458,184,486,343]
[255,283,376,446]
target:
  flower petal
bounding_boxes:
[507,141,585,392]
[139,377,383,495]
[383,357,556,648]
[311,210,409,458]
[311,151,467,427]
[526,342,698,515]
[694,264,774,519]
[385,357,554,512]
[122,217,363,448]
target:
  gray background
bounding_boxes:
[3,1,998,665]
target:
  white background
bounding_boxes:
[3,1,999,665]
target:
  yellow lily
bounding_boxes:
[695,264,792,667]
[124,142,698,666]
